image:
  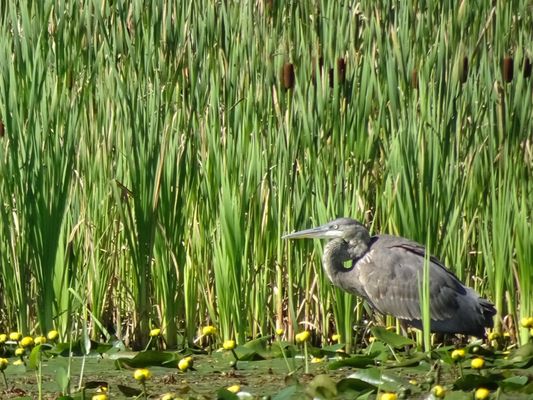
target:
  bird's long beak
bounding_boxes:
[282,223,343,239]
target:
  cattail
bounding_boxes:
[311,56,324,83]
[280,62,295,90]
[523,58,531,78]
[411,68,418,90]
[502,57,513,82]
[459,56,468,84]
[336,57,347,84]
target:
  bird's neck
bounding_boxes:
[322,237,370,285]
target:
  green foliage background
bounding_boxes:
[0,0,531,349]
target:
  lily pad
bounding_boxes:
[328,353,379,369]
[370,326,415,348]
[347,367,412,392]
[114,350,179,368]
[453,373,500,391]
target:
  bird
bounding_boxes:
[283,217,496,337]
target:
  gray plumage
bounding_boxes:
[283,217,496,337]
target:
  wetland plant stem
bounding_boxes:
[303,342,309,374]
[1,370,7,387]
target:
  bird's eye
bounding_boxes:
[331,224,338,230]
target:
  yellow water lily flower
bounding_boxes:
[275,328,284,336]
[9,332,22,341]
[331,333,341,342]
[295,331,310,343]
[474,387,490,400]
[471,357,485,369]
[47,330,59,341]
[13,359,24,366]
[0,358,8,370]
[227,384,240,393]
[149,328,161,337]
[379,393,397,400]
[178,356,192,371]
[0,334,7,344]
[223,340,236,350]
[451,348,466,361]
[14,348,25,356]
[161,393,177,400]
[34,336,47,345]
[92,395,108,400]
[202,326,217,336]
[20,336,34,348]
[520,316,533,328]
[432,385,446,398]
[133,368,151,382]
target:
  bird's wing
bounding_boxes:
[354,238,465,322]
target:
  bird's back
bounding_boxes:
[347,235,496,336]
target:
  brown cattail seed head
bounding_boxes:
[502,57,513,82]
[411,68,418,89]
[280,62,295,90]
[459,56,468,84]
[311,56,324,83]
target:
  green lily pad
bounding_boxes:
[328,353,379,369]
[499,375,529,391]
[346,367,412,392]
[114,350,179,368]
[453,373,500,390]
[384,351,427,367]
[370,326,415,348]
[272,384,301,400]
[306,374,338,399]
[216,388,239,400]
[117,384,142,397]
[336,378,376,393]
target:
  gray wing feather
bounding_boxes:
[354,236,465,322]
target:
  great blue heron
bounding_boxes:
[283,218,496,337]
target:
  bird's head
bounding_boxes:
[282,218,369,242]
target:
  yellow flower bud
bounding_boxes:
[471,357,485,369]
[47,330,59,341]
[227,385,240,393]
[311,356,326,363]
[34,336,47,345]
[379,393,397,400]
[133,368,151,382]
[178,357,190,371]
[295,331,310,343]
[149,328,161,337]
[275,328,284,336]
[20,336,34,348]
[432,385,446,398]
[331,334,341,342]
[161,394,176,400]
[9,332,22,341]
[92,395,109,400]
[451,348,466,361]
[202,326,217,336]
[13,359,24,366]
[475,387,490,400]
[223,340,236,350]
[0,334,7,344]
[520,317,533,328]
[14,348,25,356]
[0,358,8,370]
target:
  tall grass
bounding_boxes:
[0,0,531,348]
